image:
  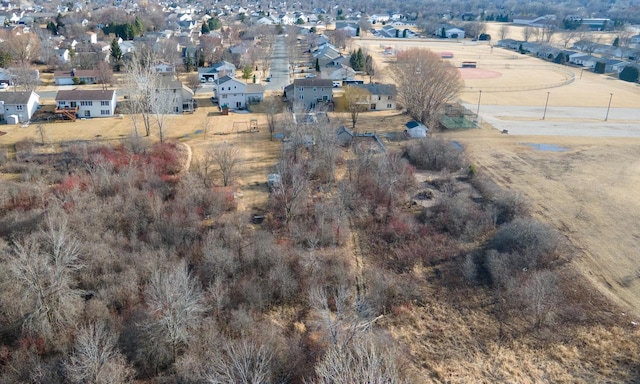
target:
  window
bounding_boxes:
[101,100,109,106]
[387,104,392,108]
[222,94,227,99]
[378,96,381,100]
[388,96,392,100]
[81,101,93,106]
[100,109,110,115]
[84,110,90,117]
[320,87,324,92]
[298,87,304,91]
[16,105,23,111]
[299,95,304,100]
[313,87,316,92]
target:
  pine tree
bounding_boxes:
[134,17,144,36]
[110,38,122,71]
[201,22,210,34]
[315,58,320,72]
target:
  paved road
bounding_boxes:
[465,104,640,138]
[266,35,290,92]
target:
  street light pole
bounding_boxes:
[605,93,613,121]
[542,91,550,120]
[476,90,482,117]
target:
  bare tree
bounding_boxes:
[4,214,83,345]
[95,61,114,91]
[273,156,308,229]
[540,23,557,44]
[8,66,40,92]
[389,48,463,126]
[499,24,509,40]
[211,142,241,187]
[314,337,407,384]
[144,261,205,367]
[464,21,486,39]
[186,74,202,95]
[522,26,534,42]
[512,270,560,329]
[2,30,41,65]
[151,78,176,143]
[64,322,133,384]
[262,95,284,140]
[341,85,371,130]
[123,51,155,137]
[205,338,273,383]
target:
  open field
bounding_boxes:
[355,35,640,317]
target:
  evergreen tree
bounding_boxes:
[315,58,320,72]
[619,66,639,82]
[134,17,144,36]
[613,37,620,47]
[47,21,58,35]
[110,38,122,71]
[185,54,193,72]
[356,26,360,36]
[201,22,210,34]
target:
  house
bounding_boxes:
[596,58,627,73]
[55,89,117,119]
[0,91,39,123]
[55,48,70,64]
[379,25,398,38]
[54,69,99,85]
[436,26,465,39]
[513,15,555,27]
[321,65,356,81]
[404,121,428,138]
[245,83,265,105]
[198,61,236,82]
[213,76,247,109]
[570,54,599,68]
[155,77,196,113]
[353,83,397,110]
[312,44,341,66]
[153,62,176,74]
[286,78,333,110]
[335,21,359,37]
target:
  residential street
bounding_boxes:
[265,35,290,91]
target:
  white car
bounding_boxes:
[0,83,8,90]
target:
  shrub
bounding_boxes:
[619,66,639,83]
[404,138,465,171]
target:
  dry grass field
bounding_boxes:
[355,35,640,319]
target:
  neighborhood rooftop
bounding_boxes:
[0,91,36,104]
[55,89,115,101]
[293,78,333,87]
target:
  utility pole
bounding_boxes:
[605,93,613,121]
[542,92,550,120]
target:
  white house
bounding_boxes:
[198,61,236,82]
[55,48,70,64]
[0,91,40,123]
[438,27,465,39]
[214,76,247,109]
[153,62,176,74]
[54,69,100,85]
[55,89,117,118]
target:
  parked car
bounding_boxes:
[267,173,282,190]
[0,83,8,90]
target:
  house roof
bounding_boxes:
[293,78,333,87]
[0,91,36,105]
[214,75,242,85]
[336,125,353,137]
[55,89,115,101]
[245,83,264,93]
[54,69,99,78]
[355,83,397,95]
[406,121,426,129]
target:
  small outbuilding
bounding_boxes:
[404,121,428,138]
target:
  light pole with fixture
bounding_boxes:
[476,90,482,117]
[542,92,550,120]
[605,93,613,121]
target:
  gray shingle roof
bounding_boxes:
[293,78,333,87]
[355,83,397,95]
[0,91,36,105]
[55,89,115,101]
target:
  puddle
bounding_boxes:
[521,143,568,152]
[450,141,464,150]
